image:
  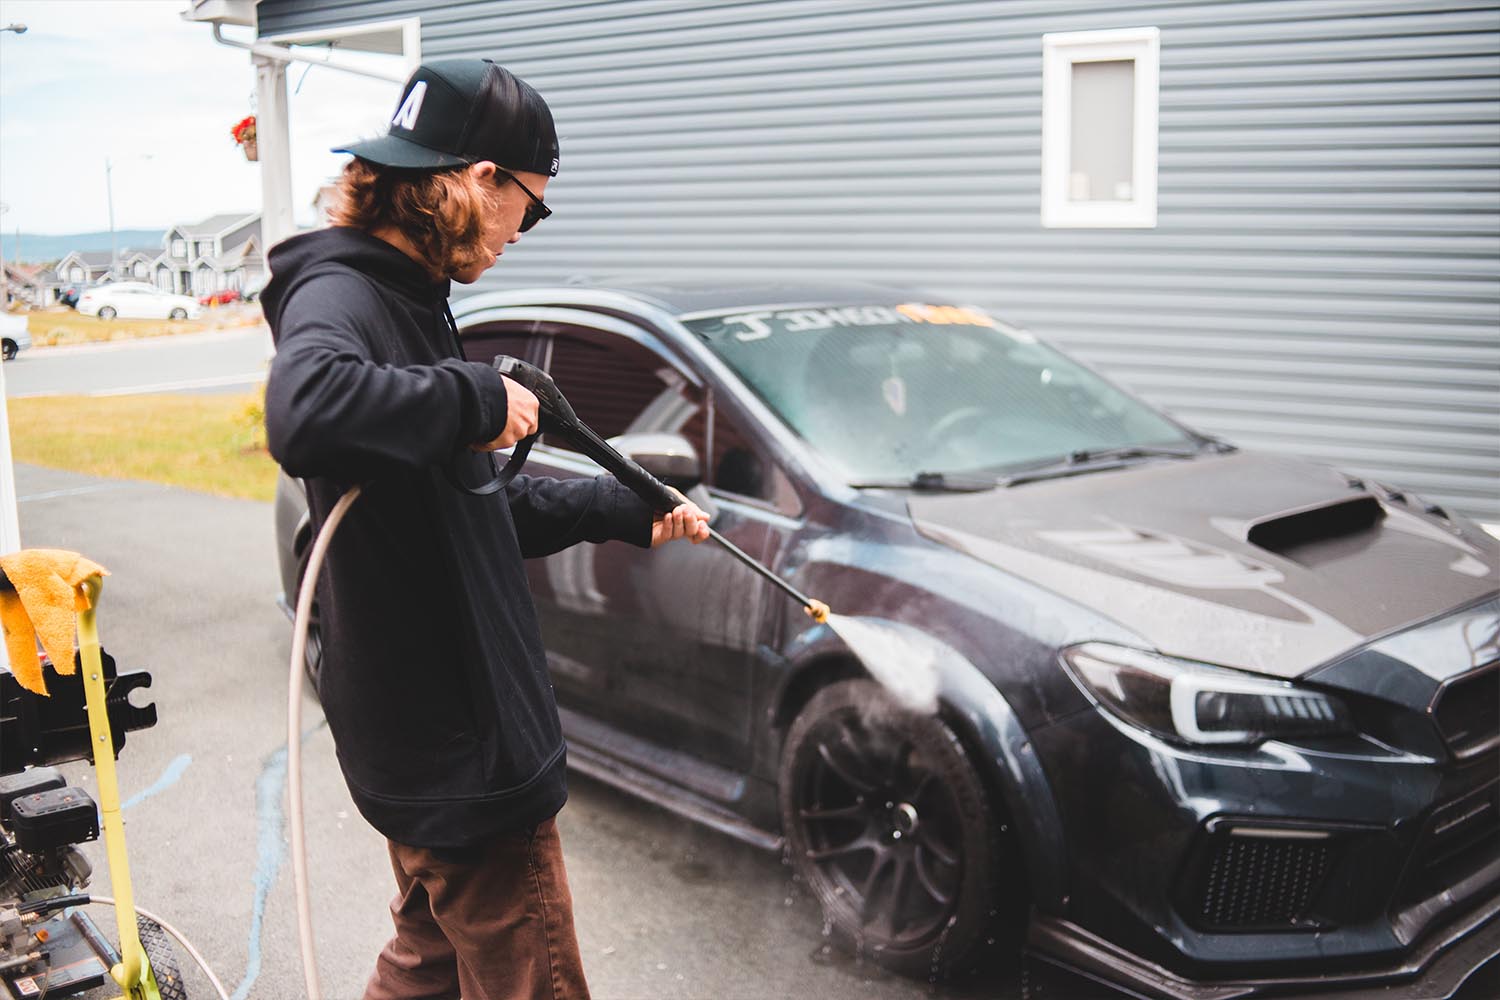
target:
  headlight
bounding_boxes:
[1061,642,1353,746]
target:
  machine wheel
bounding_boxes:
[98,306,117,320]
[2,339,16,361]
[779,679,1022,978]
[169,307,188,320]
[138,914,189,1000]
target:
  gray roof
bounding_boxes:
[176,212,258,238]
[67,251,116,268]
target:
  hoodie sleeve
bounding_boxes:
[265,271,508,480]
[505,474,655,558]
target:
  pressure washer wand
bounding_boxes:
[702,525,829,623]
[458,356,831,624]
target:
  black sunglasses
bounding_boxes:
[498,171,551,232]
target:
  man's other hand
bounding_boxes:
[652,502,711,547]
[472,374,541,451]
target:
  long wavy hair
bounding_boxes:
[330,158,495,279]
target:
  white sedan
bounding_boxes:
[1,312,31,361]
[77,283,203,321]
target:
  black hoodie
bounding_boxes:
[263,227,653,848]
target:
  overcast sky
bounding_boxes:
[0,0,403,237]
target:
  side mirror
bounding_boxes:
[607,432,718,522]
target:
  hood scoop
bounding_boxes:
[1246,495,1384,562]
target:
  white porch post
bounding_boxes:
[254,54,295,251]
[0,360,20,669]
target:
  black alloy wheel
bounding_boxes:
[97,306,117,320]
[2,339,16,361]
[779,679,1020,977]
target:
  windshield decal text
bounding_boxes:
[716,304,996,341]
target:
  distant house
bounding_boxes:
[152,213,264,296]
[2,262,52,308]
[53,250,115,288]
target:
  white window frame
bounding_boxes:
[1041,26,1160,229]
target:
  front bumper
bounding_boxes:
[1025,891,1499,999]
[1027,695,1499,996]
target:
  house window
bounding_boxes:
[1041,27,1159,228]
[172,239,186,258]
[69,266,83,282]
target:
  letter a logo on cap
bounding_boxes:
[391,81,427,131]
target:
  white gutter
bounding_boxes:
[208,23,409,83]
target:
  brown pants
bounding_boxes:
[363,818,591,1000]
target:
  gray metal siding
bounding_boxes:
[259,0,1500,521]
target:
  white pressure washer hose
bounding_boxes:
[287,484,362,1000]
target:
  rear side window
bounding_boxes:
[460,320,540,368]
[540,325,705,456]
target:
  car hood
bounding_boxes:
[907,451,1499,678]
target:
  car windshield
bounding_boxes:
[684,302,1197,482]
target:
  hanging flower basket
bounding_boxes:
[231,115,258,162]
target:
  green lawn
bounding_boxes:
[7,390,277,501]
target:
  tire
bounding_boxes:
[138,913,189,1000]
[169,307,187,320]
[779,679,1022,979]
[2,339,16,361]
[294,542,324,695]
[98,306,117,320]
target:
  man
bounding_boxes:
[262,58,709,1000]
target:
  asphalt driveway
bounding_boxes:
[11,462,1012,1000]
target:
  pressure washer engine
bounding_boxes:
[0,653,161,998]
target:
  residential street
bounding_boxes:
[3,323,272,399]
[13,461,1013,1000]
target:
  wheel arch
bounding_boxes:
[772,623,1070,913]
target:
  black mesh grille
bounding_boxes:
[1432,664,1499,760]
[1196,836,1331,928]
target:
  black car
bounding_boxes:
[275,280,1500,997]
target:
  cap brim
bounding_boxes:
[332,134,470,170]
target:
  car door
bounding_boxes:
[509,312,788,773]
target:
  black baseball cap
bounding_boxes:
[333,59,559,176]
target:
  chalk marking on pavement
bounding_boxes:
[234,722,325,1000]
[122,754,192,811]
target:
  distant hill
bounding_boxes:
[0,229,166,264]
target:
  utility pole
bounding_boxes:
[106,157,117,279]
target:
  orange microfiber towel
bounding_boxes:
[0,549,109,696]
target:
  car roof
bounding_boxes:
[546,276,931,317]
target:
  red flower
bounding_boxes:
[231,115,257,145]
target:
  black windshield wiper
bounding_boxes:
[849,471,998,492]
[1066,445,1201,464]
[1000,446,1199,487]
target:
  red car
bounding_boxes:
[198,289,242,306]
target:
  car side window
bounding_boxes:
[458,319,540,368]
[540,324,706,458]
[710,405,801,516]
